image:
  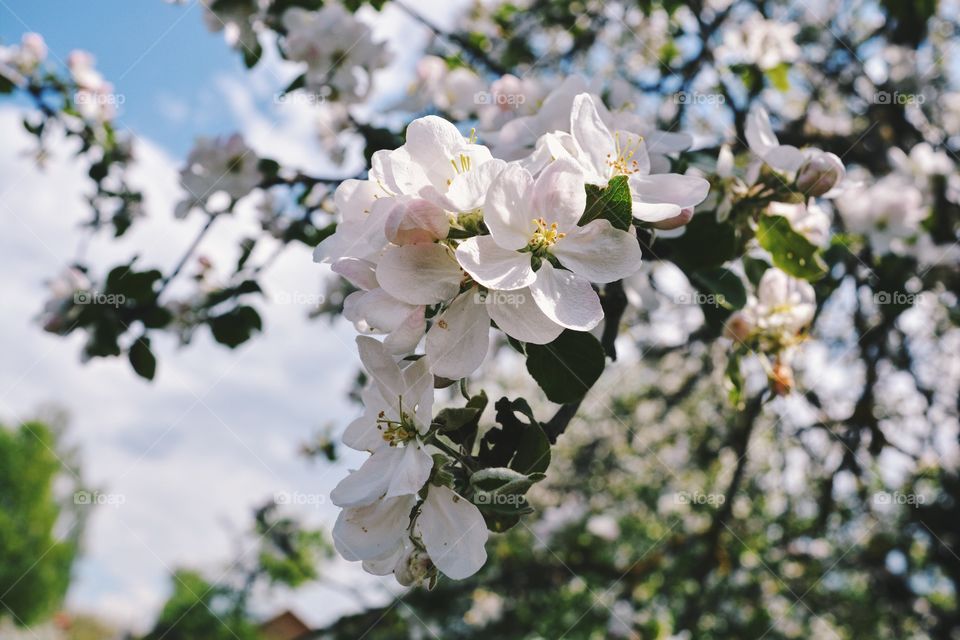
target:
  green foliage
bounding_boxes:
[139,570,263,640]
[0,421,78,626]
[579,175,633,231]
[525,330,606,404]
[756,214,828,281]
[208,304,263,348]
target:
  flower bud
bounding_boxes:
[652,207,694,230]
[796,151,844,197]
[724,312,753,343]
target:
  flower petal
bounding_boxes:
[377,243,462,305]
[357,335,404,400]
[426,290,491,380]
[330,443,433,507]
[629,173,710,222]
[553,219,643,283]
[484,288,564,344]
[384,198,449,245]
[531,157,587,230]
[529,261,603,331]
[333,495,415,562]
[416,485,488,580]
[484,163,536,250]
[331,258,378,291]
[570,93,616,182]
[455,236,535,291]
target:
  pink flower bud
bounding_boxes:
[796,151,844,197]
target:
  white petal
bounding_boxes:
[745,105,779,156]
[384,198,449,245]
[383,308,426,355]
[377,243,463,305]
[529,261,603,331]
[330,444,433,507]
[629,173,710,222]
[357,335,405,400]
[485,288,564,344]
[333,495,415,562]
[553,220,643,283]
[347,289,419,334]
[484,163,536,250]
[764,145,804,173]
[331,258,378,291]
[530,157,587,230]
[416,485,488,580]
[400,356,434,430]
[371,147,431,196]
[570,93,615,181]
[426,290,491,380]
[455,236,535,291]
[424,159,506,213]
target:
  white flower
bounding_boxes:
[415,484,488,580]
[732,268,816,347]
[313,179,390,264]
[371,115,502,214]
[767,201,831,247]
[175,134,262,218]
[456,158,643,332]
[564,94,709,223]
[281,4,386,102]
[333,494,417,567]
[0,33,46,85]
[745,105,804,174]
[202,0,261,54]
[331,337,435,507]
[403,56,487,119]
[719,13,800,71]
[836,173,928,255]
[586,514,621,541]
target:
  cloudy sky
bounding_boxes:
[0,0,465,631]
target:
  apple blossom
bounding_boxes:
[175,134,262,218]
[836,173,928,255]
[456,158,643,331]
[727,268,816,350]
[745,105,804,174]
[796,151,845,196]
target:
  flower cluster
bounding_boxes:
[0,32,47,87]
[319,87,711,583]
[175,134,262,219]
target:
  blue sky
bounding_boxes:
[1,0,243,154]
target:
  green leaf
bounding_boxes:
[128,337,157,381]
[478,397,551,475]
[525,330,605,404]
[742,256,771,288]
[766,63,790,92]
[579,175,633,231]
[689,267,747,311]
[660,212,738,272]
[434,407,481,432]
[757,215,828,281]
[208,305,262,348]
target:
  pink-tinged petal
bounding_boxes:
[455,236,535,291]
[416,485,488,580]
[629,173,710,222]
[333,495,415,562]
[651,208,694,230]
[377,244,462,305]
[531,157,587,230]
[570,93,615,181]
[384,197,450,245]
[331,258,378,291]
[484,163,536,250]
[426,291,491,380]
[763,145,804,173]
[553,219,643,283]
[484,287,564,344]
[383,308,426,355]
[529,261,603,331]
